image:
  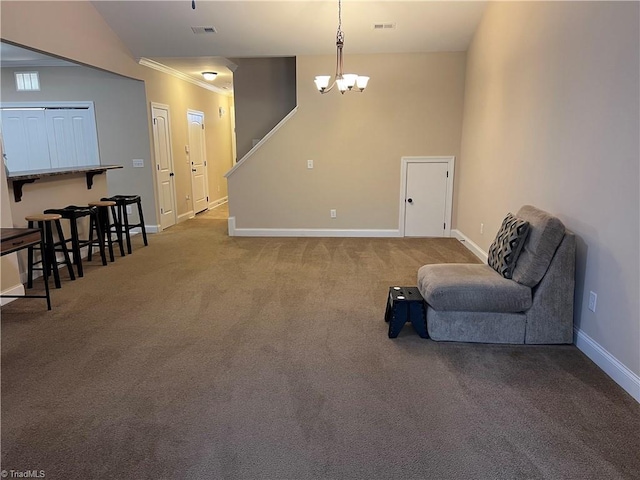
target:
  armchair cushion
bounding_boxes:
[487,213,530,279]
[511,205,566,287]
[417,263,532,313]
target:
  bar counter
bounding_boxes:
[7,165,123,202]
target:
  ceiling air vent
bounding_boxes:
[191,26,217,34]
[373,23,396,30]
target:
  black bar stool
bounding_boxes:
[44,205,107,276]
[88,200,124,262]
[102,195,148,254]
[25,213,75,289]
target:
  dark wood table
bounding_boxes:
[1,227,51,310]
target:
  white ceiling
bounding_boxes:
[1,2,487,93]
[92,0,487,90]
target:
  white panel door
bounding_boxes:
[187,111,209,214]
[45,109,99,168]
[0,109,50,171]
[404,162,449,237]
[152,104,177,231]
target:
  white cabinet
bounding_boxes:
[1,109,50,171]
[1,102,100,172]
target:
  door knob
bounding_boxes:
[407,198,413,204]
[192,169,197,172]
[169,172,174,177]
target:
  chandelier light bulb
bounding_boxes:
[336,77,348,93]
[343,74,358,90]
[356,76,370,91]
[314,76,331,92]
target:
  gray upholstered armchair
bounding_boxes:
[417,206,576,344]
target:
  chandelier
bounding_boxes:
[314,0,369,94]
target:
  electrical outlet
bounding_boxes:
[126,205,132,215]
[186,195,190,200]
[480,223,484,234]
[588,291,597,312]
[307,159,314,169]
[330,209,337,218]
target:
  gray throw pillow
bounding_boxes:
[487,213,530,279]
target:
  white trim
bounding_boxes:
[399,156,455,238]
[178,211,195,223]
[451,228,489,263]
[224,107,298,178]
[1,284,25,306]
[1,101,95,109]
[231,228,401,238]
[228,216,236,236]
[138,58,230,96]
[574,327,640,403]
[209,196,228,209]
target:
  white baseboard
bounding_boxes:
[228,216,236,236]
[129,226,159,234]
[230,227,402,238]
[574,328,640,403]
[178,211,194,223]
[209,196,228,209]
[451,229,488,263]
[1,284,26,306]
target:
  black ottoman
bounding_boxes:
[384,286,428,338]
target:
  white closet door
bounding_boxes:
[0,109,50,172]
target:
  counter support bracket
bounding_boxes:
[86,170,104,190]
[12,179,36,202]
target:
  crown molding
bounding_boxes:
[138,58,231,96]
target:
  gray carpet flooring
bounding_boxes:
[2,205,639,480]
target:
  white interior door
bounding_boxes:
[152,104,177,231]
[404,161,449,237]
[187,111,209,214]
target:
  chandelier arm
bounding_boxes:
[320,80,337,94]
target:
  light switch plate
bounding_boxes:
[132,159,144,168]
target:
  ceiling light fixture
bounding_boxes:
[202,72,217,81]
[314,0,369,94]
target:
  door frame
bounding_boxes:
[150,102,177,231]
[187,109,209,213]
[399,156,455,237]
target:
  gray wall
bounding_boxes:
[1,65,156,225]
[230,57,297,160]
